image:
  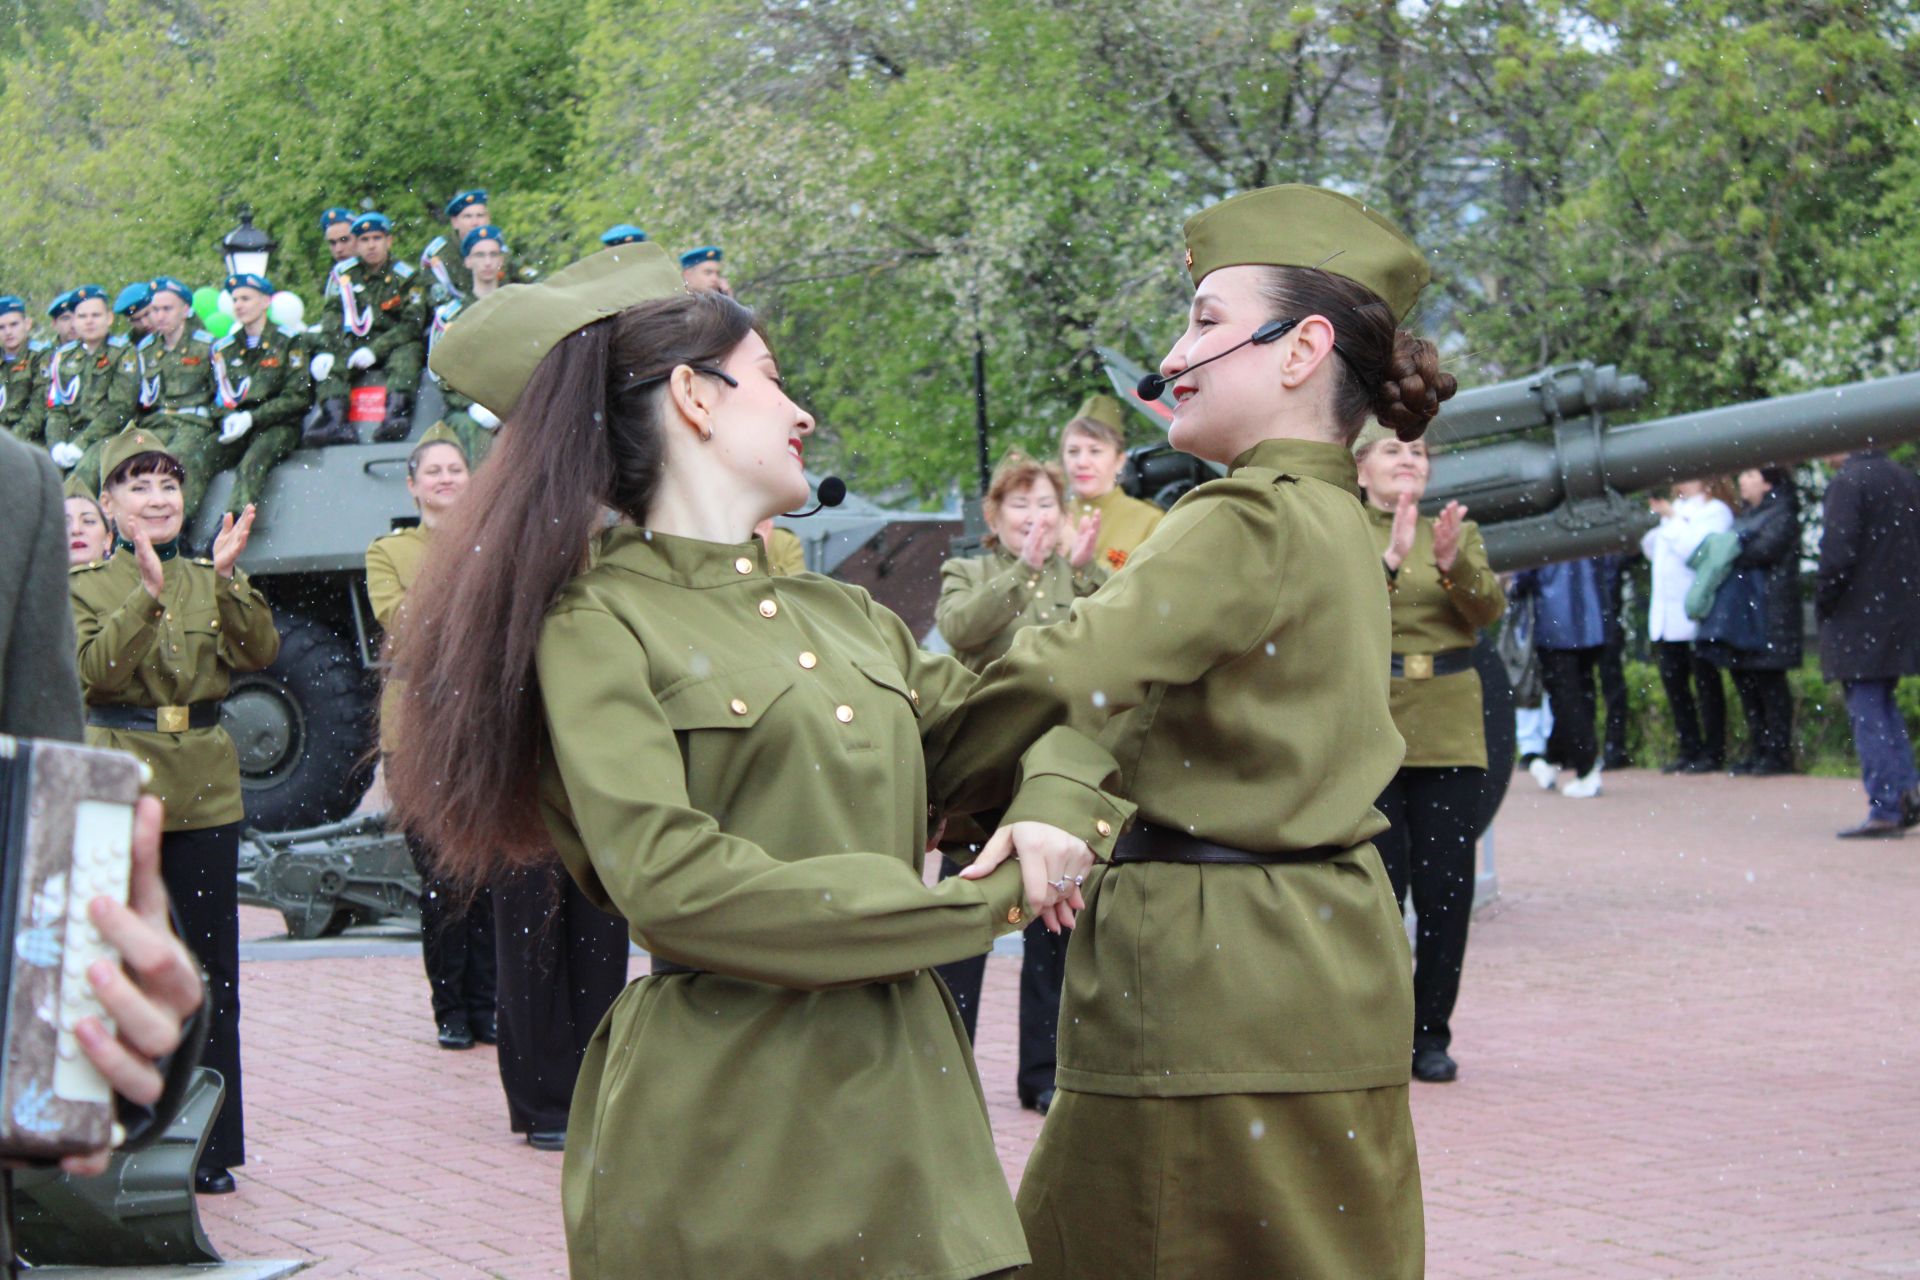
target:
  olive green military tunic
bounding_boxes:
[764,525,805,576]
[69,545,281,831]
[209,324,312,514]
[944,439,1422,1279]
[127,330,228,516]
[364,524,428,755]
[2,341,47,444]
[532,527,1133,1280]
[316,258,426,401]
[45,340,133,456]
[1367,506,1505,767]
[1066,486,1164,572]
[936,547,1106,675]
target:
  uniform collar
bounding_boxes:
[113,535,182,562]
[1072,487,1122,513]
[595,525,769,586]
[1228,438,1362,498]
[1362,500,1396,526]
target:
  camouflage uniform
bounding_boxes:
[315,257,425,400]
[127,329,223,519]
[426,297,497,465]
[47,339,137,492]
[208,323,313,514]
[1,340,48,445]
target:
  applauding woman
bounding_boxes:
[70,425,279,1196]
[1356,424,1503,1084]
[384,245,1129,1280]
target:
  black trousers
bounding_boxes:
[492,861,631,1134]
[1599,636,1629,762]
[1653,641,1726,765]
[161,822,244,1172]
[1731,668,1795,766]
[405,833,497,1027]
[1373,767,1484,1055]
[1539,646,1602,775]
[932,856,1067,1102]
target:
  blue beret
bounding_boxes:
[444,189,489,218]
[47,291,77,318]
[600,224,648,246]
[113,282,154,315]
[460,225,507,257]
[351,212,392,235]
[679,246,723,269]
[71,285,108,306]
[225,272,273,296]
[320,205,354,231]
[149,276,193,305]
[0,296,24,318]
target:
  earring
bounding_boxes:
[698,425,713,443]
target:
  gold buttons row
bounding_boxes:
[734,556,754,575]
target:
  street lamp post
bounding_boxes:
[221,209,277,279]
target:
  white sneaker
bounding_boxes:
[1527,757,1558,791]
[1562,768,1603,799]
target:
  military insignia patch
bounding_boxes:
[1106,548,1129,569]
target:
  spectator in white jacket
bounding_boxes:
[1641,478,1736,772]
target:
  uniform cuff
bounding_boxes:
[1000,726,1136,863]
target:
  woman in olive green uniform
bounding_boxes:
[384,245,1130,1280]
[365,428,497,1050]
[934,450,1104,1106]
[941,185,1456,1278]
[1357,424,1504,1084]
[70,425,279,1196]
[1059,393,1164,571]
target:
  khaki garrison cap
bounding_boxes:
[429,242,687,417]
[414,421,466,453]
[99,424,177,487]
[1183,185,1432,323]
[1071,394,1127,434]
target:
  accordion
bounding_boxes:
[0,736,141,1158]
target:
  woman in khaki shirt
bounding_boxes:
[1356,424,1504,1084]
[1058,394,1164,570]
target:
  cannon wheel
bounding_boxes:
[227,610,376,832]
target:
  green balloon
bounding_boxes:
[203,311,235,338]
[191,286,220,318]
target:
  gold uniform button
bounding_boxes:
[758,599,778,618]
[834,705,854,724]
[798,651,817,669]
[1096,819,1112,838]
[908,688,920,705]
[1007,906,1024,925]
[729,698,748,716]
[733,556,753,575]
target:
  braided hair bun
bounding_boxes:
[1370,330,1457,441]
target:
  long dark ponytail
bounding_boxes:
[385,291,760,871]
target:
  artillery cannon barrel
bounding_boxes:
[1429,363,1648,448]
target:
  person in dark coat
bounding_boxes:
[1510,556,1610,796]
[1816,450,1920,838]
[1705,467,1802,775]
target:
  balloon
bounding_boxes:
[216,289,236,317]
[203,311,235,339]
[268,291,306,329]
[191,286,220,318]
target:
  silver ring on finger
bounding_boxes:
[1051,877,1071,893]
[1072,875,1085,887]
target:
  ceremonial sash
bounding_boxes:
[333,262,373,338]
[136,348,161,410]
[420,237,462,301]
[46,350,79,408]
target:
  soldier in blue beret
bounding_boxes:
[310,210,424,445]
[679,245,730,296]
[114,281,155,340]
[425,225,510,465]
[600,223,648,247]
[419,188,495,307]
[206,272,313,515]
[0,294,47,445]
[45,287,135,483]
[93,275,225,518]
[46,290,80,346]
[319,205,358,306]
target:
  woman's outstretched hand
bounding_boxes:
[959,820,1094,933]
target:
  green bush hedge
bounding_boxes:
[1614,661,1920,777]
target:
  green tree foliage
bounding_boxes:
[2,0,1914,497]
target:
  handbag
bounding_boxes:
[1497,590,1543,706]
[1697,566,1767,652]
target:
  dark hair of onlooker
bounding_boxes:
[1256,266,1456,443]
[105,451,187,490]
[980,451,1067,550]
[384,291,762,870]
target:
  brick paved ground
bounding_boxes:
[196,769,1920,1277]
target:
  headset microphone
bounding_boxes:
[787,475,847,518]
[1134,317,1301,403]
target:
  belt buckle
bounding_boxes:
[1404,653,1434,681]
[156,705,190,733]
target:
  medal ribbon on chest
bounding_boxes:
[333,262,373,338]
[46,350,79,408]
[135,350,161,411]
[420,238,463,304]
[210,350,251,410]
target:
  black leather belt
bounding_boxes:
[1111,820,1342,866]
[1390,648,1474,680]
[649,957,705,977]
[86,701,223,733]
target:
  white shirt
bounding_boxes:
[1641,494,1734,642]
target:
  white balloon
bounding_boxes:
[216,289,236,317]
[268,291,306,328]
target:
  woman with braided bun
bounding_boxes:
[933,185,1455,1278]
